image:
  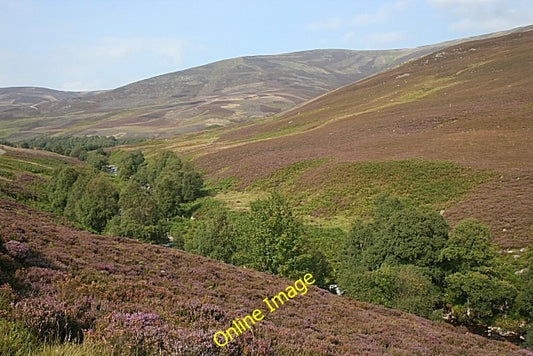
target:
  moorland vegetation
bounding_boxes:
[0,143,531,353]
[0,29,532,355]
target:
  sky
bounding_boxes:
[1,0,532,91]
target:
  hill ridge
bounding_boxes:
[2,25,531,141]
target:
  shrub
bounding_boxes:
[3,240,31,261]
[14,295,93,343]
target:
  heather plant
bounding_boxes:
[3,240,31,261]
[14,295,93,343]
[175,300,229,326]
[98,311,231,355]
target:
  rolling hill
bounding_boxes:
[1,25,531,141]
[145,29,533,248]
[0,49,438,141]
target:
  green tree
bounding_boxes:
[69,145,87,160]
[154,170,183,218]
[516,251,533,320]
[342,264,439,318]
[377,206,448,277]
[185,208,236,263]
[440,218,496,274]
[106,211,164,243]
[242,193,328,281]
[340,196,448,285]
[338,195,449,318]
[106,181,163,242]
[117,151,145,180]
[444,271,517,323]
[247,193,302,275]
[48,166,80,212]
[119,182,160,225]
[64,170,95,222]
[136,151,183,185]
[340,219,380,274]
[86,150,107,170]
[181,170,203,202]
[75,174,119,232]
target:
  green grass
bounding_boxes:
[0,319,39,356]
[0,318,111,356]
[248,158,493,223]
[0,149,74,206]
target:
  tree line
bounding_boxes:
[337,195,532,346]
[48,150,203,243]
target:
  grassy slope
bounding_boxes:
[0,198,528,355]
[0,144,81,210]
[145,30,533,247]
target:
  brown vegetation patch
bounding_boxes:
[444,171,533,248]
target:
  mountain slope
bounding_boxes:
[154,30,533,247]
[0,198,529,355]
[2,25,530,141]
[0,49,435,141]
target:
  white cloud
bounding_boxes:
[350,1,411,26]
[427,0,533,33]
[51,37,188,90]
[66,37,186,67]
[343,31,407,48]
[307,0,411,31]
[365,32,407,46]
[307,17,343,31]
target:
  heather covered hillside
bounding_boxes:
[146,30,533,248]
[1,21,533,356]
[0,199,530,355]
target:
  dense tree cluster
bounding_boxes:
[185,193,331,286]
[48,150,203,243]
[339,195,532,332]
[18,135,126,158]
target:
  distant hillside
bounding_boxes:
[0,196,528,355]
[0,49,434,141]
[150,30,533,247]
[2,25,531,141]
[0,87,88,117]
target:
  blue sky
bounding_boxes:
[1,0,532,91]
